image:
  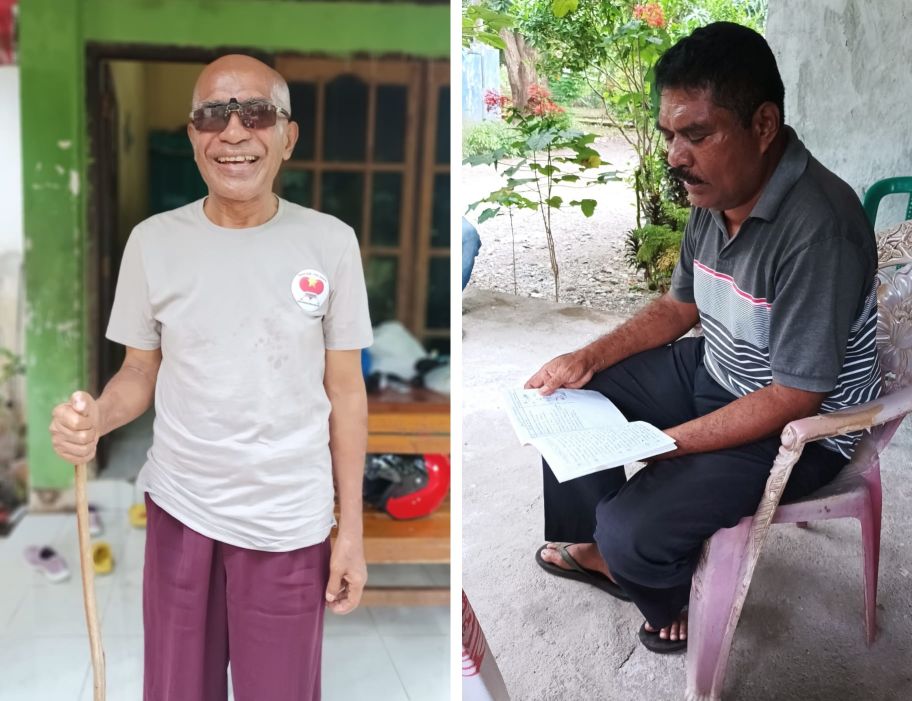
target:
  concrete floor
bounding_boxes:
[0,481,449,700]
[462,287,912,701]
[2,412,450,699]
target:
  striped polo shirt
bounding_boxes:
[670,126,882,458]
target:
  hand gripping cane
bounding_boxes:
[75,462,106,700]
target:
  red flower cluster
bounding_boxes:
[526,84,564,117]
[633,3,666,29]
[483,89,510,112]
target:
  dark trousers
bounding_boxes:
[542,338,847,629]
[144,494,329,701]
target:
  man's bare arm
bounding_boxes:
[324,349,368,534]
[663,383,828,458]
[526,294,699,394]
[581,293,699,372]
[96,347,162,436]
[323,349,368,614]
[49,346,161,465]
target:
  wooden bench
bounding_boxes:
[333,387,450,606]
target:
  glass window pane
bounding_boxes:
[321,172,364,232]
[430,173,449,248]
[280,170,313,208]
[435,86,450,165]
[426,256,450,330]
[374,85,407,163]
[324,75,367,162]
[148,131,208,214]
[289,82,316,160]
[366,256,398,325]
[371,173,402,247]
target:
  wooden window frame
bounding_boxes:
[412,60,450,348]
[275,56,449,351]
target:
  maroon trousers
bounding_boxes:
[143,494,330,701]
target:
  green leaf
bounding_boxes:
[615,93,635,108]
[478,207,500,224]
[525,131,556,150]
[579,199,597,217]
[477,32,507,50]
[506,177,537,187]
[546,196,563,209]
[464,152,496,167]
[558,174,580,183]
[503,164,522,177]
[572,146,600,161]
[551,0,579,19]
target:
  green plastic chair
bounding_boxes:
[862,176,912,228]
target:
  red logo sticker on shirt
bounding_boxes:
[291,269,330,313]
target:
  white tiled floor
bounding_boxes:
[0,481,450,700]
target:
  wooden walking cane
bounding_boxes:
[75,462,106,701]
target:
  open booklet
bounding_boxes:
[503,388,676,482]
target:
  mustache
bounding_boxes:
[669,166,706,185]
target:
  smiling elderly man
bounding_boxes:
[48,55,372,700]
[531,23,882,654]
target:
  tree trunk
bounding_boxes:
[500,29,541,108]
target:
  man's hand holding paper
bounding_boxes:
[524,350,597,396]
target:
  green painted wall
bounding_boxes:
[82,1,450,57]
[19,0,450,489]
[19,0,86,491]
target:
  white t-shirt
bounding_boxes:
[106,197,373,551]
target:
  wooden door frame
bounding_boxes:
[412,60,450,348]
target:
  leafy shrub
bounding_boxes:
[660,201,691,232]
[463,119,520,159]
[625,224,683,292]
[625,189,690,292]
[548,71,589,107]
[536,107,573,132]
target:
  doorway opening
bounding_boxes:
[86,48,450,478]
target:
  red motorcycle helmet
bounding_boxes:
[363,454,450,520]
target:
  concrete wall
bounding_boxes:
[110,61,205,248]
[0,67,21,255]
[462,43,501,124]
[767,0,912,229]
[146,62,202,131]
[0,65,23,413]
[110,61,148,248]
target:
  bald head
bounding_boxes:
[192,54,291,114]
[187,53,299,219]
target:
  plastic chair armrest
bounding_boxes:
[782,384,912,448]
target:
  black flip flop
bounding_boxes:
[638,622,687,654]
[534,543,631,602]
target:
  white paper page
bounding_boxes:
[533,422,676,482]
[503,388,628,442]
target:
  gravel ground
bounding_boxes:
[462,132,661,318]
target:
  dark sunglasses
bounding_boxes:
[189,97,290,132]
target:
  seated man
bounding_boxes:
[529,22,881,653]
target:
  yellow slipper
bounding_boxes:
[92,542,114,575]
[128,503,147,529]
